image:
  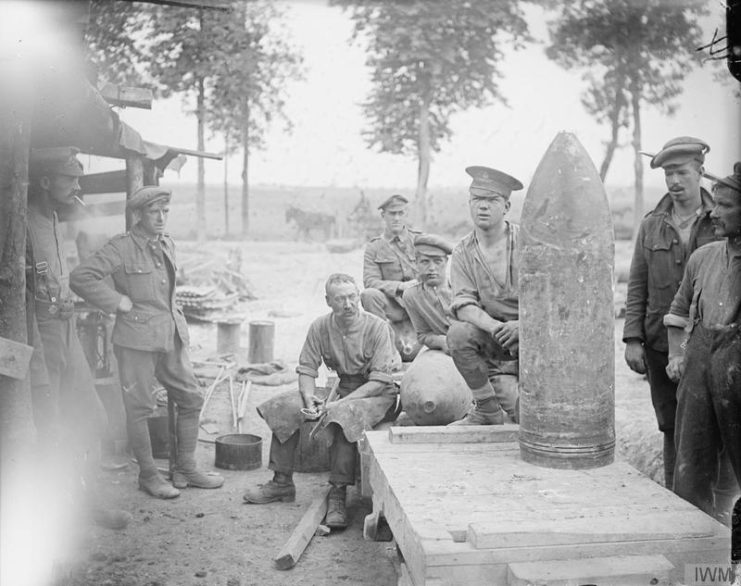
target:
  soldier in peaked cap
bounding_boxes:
[71,185,224,500]
[361,194,421,358]
[663,162,741,525]
[623,136,721,493]
[446,165,524,425]
[26,146,131,530]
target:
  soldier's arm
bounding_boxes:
[623,221,649,344]
[403,288,447,351]
[340,321,399,402]
[663,252,697,382]
[363,242,404,296]
[450,250,502,336]
[295,321,324,408]
[69,240,125,314]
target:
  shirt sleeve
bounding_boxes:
[363,241,403,296]
[403,288,440,348]
[622,222,649,342]
[449,246,481,317]
[663,251,698,330]
[367,321,400,383]
[296,320,323,378]
[69,240,124,313]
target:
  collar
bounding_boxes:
[653,187,714,216]
[131,224,165,245]
[383,226,408,242]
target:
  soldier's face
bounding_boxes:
[710,186,741,238]
[469,188,510,229]
[415,253,447,287]
[42,173,80,208]
[382,208,406,234]
[138,201,170,237]
[663,161,702,204]
[326,282,360,318]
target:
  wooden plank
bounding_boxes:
[273,487,330,570]
[0,336,34,380]
[80,170,127,195]
[99,84,153,109]
[389,424,519,444]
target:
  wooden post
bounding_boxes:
[125,155,144,231]
[248,320,275,364]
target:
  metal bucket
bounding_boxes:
[215,434,262,471]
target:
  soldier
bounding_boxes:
[665,163,741,524]
[622,137,717,489]
[446,166,522,425]
[70,186,224,499]
[360,195,419,323]
[26,146,130,529]
[402,234,454,353]
[243,273,400,528]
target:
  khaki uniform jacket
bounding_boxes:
[363,227,420,297]
[70,225,189,353]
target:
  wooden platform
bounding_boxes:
[360,426,730,586]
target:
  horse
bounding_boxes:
[285,205,336,241]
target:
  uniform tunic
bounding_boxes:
[363,227,418,295]
[402,282,452,349]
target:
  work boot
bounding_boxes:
[243,474,296,504]
[325,484,348,529]
[127,418,180,499]
[173,413,224,489]
[448,398,504,426]
[139,472,181,499]
[89,507,133,530]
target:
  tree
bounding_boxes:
[207,1,303,237]
[546,0,708,235]
[331,0,530,226]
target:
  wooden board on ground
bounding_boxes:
[361,430,730,586]
[274,487,330,570]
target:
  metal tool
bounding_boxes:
[308,378,341,440]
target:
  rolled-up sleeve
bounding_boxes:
[70,241,124,313]
[663,254,696,330]
[367,322,400,383]
[403,288,442,348]
[296,322,322,378]
[449,247,480,317]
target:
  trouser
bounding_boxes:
[674,324,741,519]
[644,346,678,487]
[361,288,408,323]
[268,424,357,486]
[446,320,519,415]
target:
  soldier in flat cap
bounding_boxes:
[26,147,130,529]
[446,166,523,425]
[71,186,224,499]
[361,195,421,346]
[663,162,741,524]
[622,136,720,492]
[402,234,454,353]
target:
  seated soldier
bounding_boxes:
[243,273,401,528]
[402,234,454,353]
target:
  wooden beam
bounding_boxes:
[99,84,153,109]
[388,425,519,444]
[274,487,330,570]
[167,146,223,161]
[80,170,127,195]
[125,155,144,230]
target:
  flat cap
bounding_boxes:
[29,146,84,177]
[414,233,453,256]
[378,194,409,211]
[126,186,172,212]
[650,136,710,169]
[466,166,523,197]
[715,162,741,195]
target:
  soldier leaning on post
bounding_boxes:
[360,194,420,324]
[402,234,455,353]
[622,136,719,490]
[26,147,130,530]
[70,186,224,500]
[243,273,401,528]
[663,163,741,525]
[446,166,522,426]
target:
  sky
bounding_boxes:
[114,0,741,192]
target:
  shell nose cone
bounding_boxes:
[521,132,613,246]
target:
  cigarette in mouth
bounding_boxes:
[73,195,87,207]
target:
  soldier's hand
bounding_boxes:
[492,320,519,350]
[117,295,133,313]
[624,340,647,375]
[665,356,685,383]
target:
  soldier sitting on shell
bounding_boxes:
[243,273,401,528]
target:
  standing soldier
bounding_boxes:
[26,146,130,529]
[70,186,224,499]
[622,137,717,489]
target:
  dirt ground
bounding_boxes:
[43,239,661,586]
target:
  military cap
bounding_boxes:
[650,136,710,169]
[466,166,523,198]
[378,194,409,211]
[126,186,172,212]
[29,146,84,177]
[414,233,453,257]
[715,162,741,195]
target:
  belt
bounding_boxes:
[35,298,74,320]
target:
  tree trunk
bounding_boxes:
[415,95,432,228]
[241,101,250,238]
[224,133,229,237]
[630,80,644,240]
[599,73,627,182]
[196,75,207,243]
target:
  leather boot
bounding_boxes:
[172,413,224,489]
[325,484,348,529]
[243,473,296,504]
[128,418,180,499]
[448,398,504,426]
